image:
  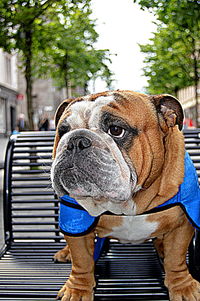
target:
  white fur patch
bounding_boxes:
[73,195,137,217]
[108,215,158,244]
[66,95,114,129]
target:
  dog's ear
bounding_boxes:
[53,99,73,159]
[55,98,74,127]
[151,94,184,130]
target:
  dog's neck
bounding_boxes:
[70,195,137,217]
[134,127,185,215]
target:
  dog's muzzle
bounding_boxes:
[51,129,137,202]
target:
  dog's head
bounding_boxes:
[51,90,184,215]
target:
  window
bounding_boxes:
[0,98,6,134]
[5,54,12,84]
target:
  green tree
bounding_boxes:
[134,0,200,124]
[34,5,113,97]
[140,24,194,95]
[0,0,112,129]
[0,0,58,129]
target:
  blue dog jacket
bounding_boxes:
[59,195,105,261]
[59,195,99,236]
[59,152,200,249]
[147,152,200,230]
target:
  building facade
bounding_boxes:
[18,72,85,130]
[0,49,18,136]
[178,84,200,128]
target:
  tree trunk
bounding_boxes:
[63,53,72,98]
[24,29,34,130]
[84,82,88,95]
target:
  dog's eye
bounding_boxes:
[108,125,125,138]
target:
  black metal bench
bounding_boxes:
[0,130,199,301]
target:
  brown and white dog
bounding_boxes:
[51,90,200,301]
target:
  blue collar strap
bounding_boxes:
[145,152,200,230]
[59,195,100,237]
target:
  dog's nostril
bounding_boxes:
[67,136,92,152]
[67,141,74,151]
[79,137,91,150]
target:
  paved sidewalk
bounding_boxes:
[0,137,8,249]
[0,137,9,169]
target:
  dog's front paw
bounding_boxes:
[56,284,94,301]
[168,278,200,301]
[54,245,71,263]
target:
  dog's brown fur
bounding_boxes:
[52,90,200,301]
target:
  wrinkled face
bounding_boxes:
[51,90,182,213]
[51,93,141,203]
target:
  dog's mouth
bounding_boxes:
[51,129,137,203]
[53,146,135,201]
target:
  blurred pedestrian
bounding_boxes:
[38,116,49,131]
[17,113,26,131]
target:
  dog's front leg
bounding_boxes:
[163,217,200,301]
[57,232,95,301]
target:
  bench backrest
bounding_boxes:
[3,129,200,246]
[3,131,60,246]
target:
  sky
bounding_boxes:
[90,0,156,93]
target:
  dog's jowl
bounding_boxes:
[51,90,200,301]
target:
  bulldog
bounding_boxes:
[51,90,200,301]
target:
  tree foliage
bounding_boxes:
[34,4,113,96]
[139,24,195,95]
[0,0,112,128]
[0,0,58,129]
[134,0,200,96]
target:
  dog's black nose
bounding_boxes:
[67,136,92,153]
